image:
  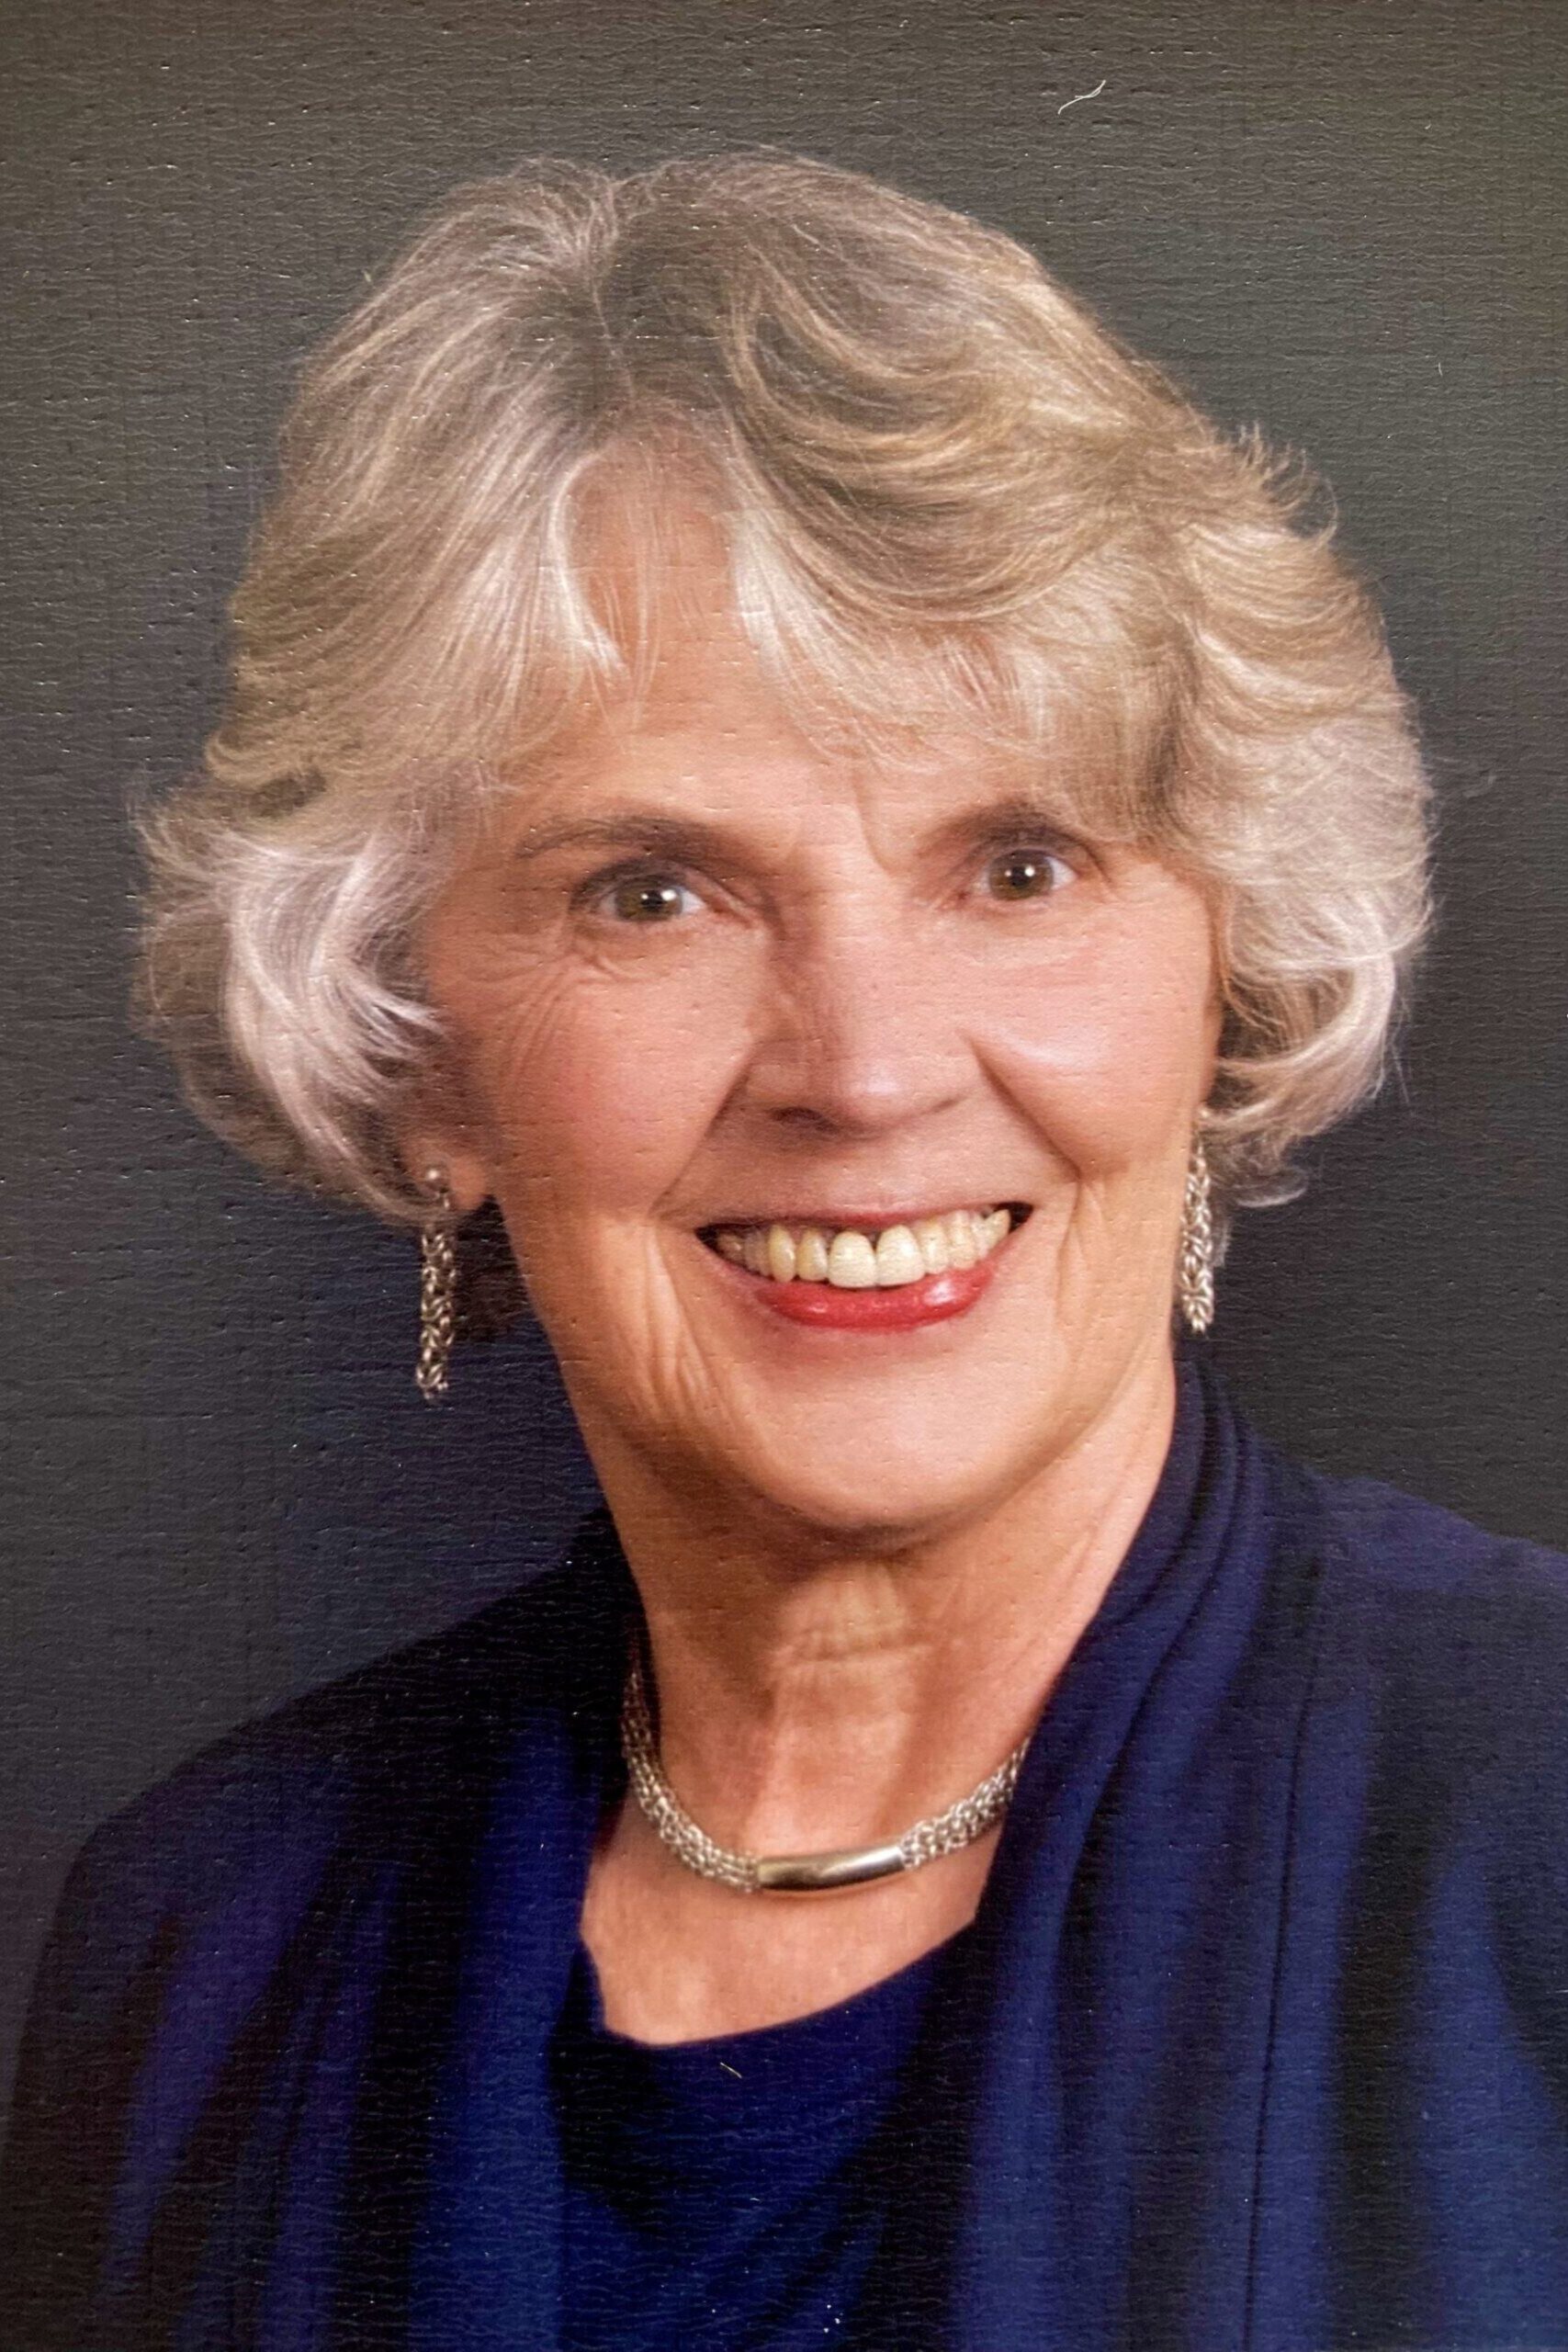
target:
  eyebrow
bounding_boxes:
[941,791,1086,843]
[508,790,1086,870]
[510,811,743,866]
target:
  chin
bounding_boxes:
[713,1414,1038,1550]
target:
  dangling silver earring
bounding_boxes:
[416,1168,457,1400]
[1177,1129,1216,1336]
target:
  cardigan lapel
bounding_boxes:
[405,1520,630,2352]
[926,1349,1326,2352]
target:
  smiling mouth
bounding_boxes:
[698,1204,1032,1289]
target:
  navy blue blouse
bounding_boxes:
[554,1932,966,2348]
[6,1344,1568,2349]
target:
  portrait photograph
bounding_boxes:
[2,2,1564,2346]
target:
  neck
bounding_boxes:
[581,1342,1179,1860]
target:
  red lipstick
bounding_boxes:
[706,1247,1006,1330]
[755,1259,998,1329]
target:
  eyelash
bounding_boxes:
[976,839,1080,901]
[577,837,1082,925]
[576,863,708,925]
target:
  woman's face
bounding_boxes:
[413,531,1221,1542]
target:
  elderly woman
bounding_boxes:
[4,153,1567,2352]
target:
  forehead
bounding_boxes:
[512,680,1090,894]
[508,511,1088,849]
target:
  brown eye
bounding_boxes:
[983,846,1073,902]
[598,873,700,924]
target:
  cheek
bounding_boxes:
[448,949,748,1220]
[982,931,1218,1178]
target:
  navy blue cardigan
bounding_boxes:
[6,1347,1568,2350]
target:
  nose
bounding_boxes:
[739,902,976,1139]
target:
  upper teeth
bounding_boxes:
[711,1206,1013,1288]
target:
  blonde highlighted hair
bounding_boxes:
[137,153,1431,1224]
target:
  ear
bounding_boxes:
[396,1081,495,1217]
[401,1139,493,1217]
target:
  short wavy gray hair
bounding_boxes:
[137,153,1430,1227]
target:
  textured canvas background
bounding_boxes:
[3,0,1563,2118]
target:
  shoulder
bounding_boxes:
[1295,1461,1568,1713]
[39,1522,626,2007]
[0,1525,626,2332]
[1278,1457,1568,1929]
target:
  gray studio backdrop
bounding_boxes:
[4,0,1563,2117]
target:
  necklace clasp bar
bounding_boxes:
[751,1840,909,1895]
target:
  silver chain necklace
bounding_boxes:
[620,1647,1031,1896]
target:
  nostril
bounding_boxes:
[772,1105,850,1137]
